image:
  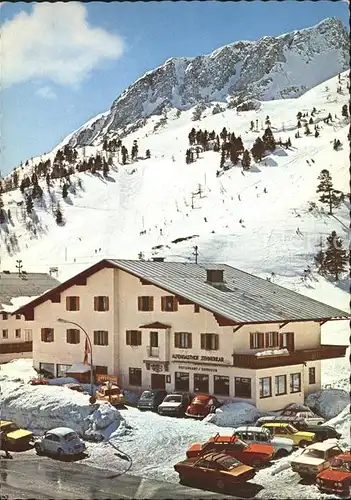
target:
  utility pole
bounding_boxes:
[16,259,23,275]
[193,245,199,264]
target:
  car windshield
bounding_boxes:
[332,459,351,471]
[64,432,78,441]
[7,424,19,432]
[104,388,121,396]
[192,398,206,405]
[218,456,241,470]
[235,438,248,448]
[286,425,297,434]
[163,395,182,403]
[305,449,325,459]
[140,391,154,399]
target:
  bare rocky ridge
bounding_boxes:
[65,17,348,148]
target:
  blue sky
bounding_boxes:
[1,1,349,175]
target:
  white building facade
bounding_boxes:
[14,260,348,411]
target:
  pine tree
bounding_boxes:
[333,139,341,151]
[0,195,5,224]
[185,149,191,164]
[297,120,301,128]
[287,137,292,147]
[250,121,254,131]
[55,203,63,225]
[220,127,228,143]
[262,127,276,151]
[242,150,251,171]
[62,184,68,199]
[304,124,311,136]
[316,169,340,215]
[121,146,128,165]
[297,111,302,120]
[230,145,239,165]
[26,195,33,214]
[341,104,349,118]
[323,231,348,280]
[145,149,151,159]
[188,128,196,146]
[103,159,109,177]
[131,140,138,160]
[251,137,265,162]
[309,117,313,124]
[315,130,319,138]
[220,149,225,169]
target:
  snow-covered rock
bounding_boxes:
[204,401,264,427]
[65,17,349,148]
[324,404,350,448]
[305,388,350,420]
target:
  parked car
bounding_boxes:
[64,383,84,393]
[262,423,315,447]
[316,452,351,496]
[185,394,221,419]
[233,426,295,458]
[186,433,274,467]
[158,392,192,417]
[174,452,255,491]
[28,377,49,385]
[95,383,126,407]
[34,427,86,458]
[281,404,325,425]
[256,416,341,441]
[0,420,33,451]
[291,440,344,478]
[137,389,168,411]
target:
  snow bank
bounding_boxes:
[0,358,37,383]
[204,401,264,427]
[324,404,351,448]
[305,388,350,420]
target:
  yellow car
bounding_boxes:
[0,420,34,451]
[95,383,126,407]
[262,423,315,447]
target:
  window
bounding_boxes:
[93,330,109,346]
[250,332,264,349]
[309,367,316,384]
[138,296,154,311]
[56,364,72,377]
[174,332,192,349]
[280,332,295,351]
[24,329,32,341]
[259,377,272,398]
[129,368,142,386]
[39,362,55,376]
[234,377,252,399]
[290,373,301,393]
[95,365,108,375]
[161,296,178,312]
[275,375,287,396]
[66,329,80,344]
[2,312,8,320]
[41,328,54,342]
[149,331,158,347]
[214,375,230,396]
[201,333,219,351]
[194,304,200,313]
[126,330,142,346]
[194,374,209,393]
[94,296,109,311]
[66,296,80,311]
[15,329,21,338]
[265,331,279,348]
[2,329,8,339]
[15,314,21,320]
[175,372,189,391]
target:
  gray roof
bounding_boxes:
[0,272,60,311]
[107,260,350,323]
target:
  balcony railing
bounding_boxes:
[1,341,33,355]
[146,346,159,358]
[232,344,348,369]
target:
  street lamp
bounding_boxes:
[57,318,94,397]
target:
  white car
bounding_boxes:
[233,426,295,458]
[291,440,344,477]
[35,427,86,458]
[281,409,325,426]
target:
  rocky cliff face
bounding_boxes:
[67,17,349,148]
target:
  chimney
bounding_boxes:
[152,257,165,262]
[206,269,224,284]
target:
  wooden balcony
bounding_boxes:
[0,341,33,355]
[232,345,348,369]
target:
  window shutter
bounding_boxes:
[259,333,264,348]
[161,297,166,311]
[137,330,142,345]
[94,297,98,311]
[188,333,192,349]
[105,296,109,311]
[66,297,70,310]
[174,332,179,348]
[201,334,205,349]
[126,331,131,345]
[288,332,295,351]
[214,335,219,350]
[265,332,269,347]
[76,297,80,311]
[138,297,142,311]
[173,297,178,312]
[249,333,254,349]
[150,296,154,311]
[279,333,283,348]
[41,329,45,341]
[273,332,279,347]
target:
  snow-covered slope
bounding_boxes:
[62,17,349,148]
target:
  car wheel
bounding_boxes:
[34,443,42,455]
[216,479,226,491]
[276,449,289,458]
[299,440,309,448]
[57,448,64,459]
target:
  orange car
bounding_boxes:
[316,452,351,497]
[174,451,255,491]
[186,433,274,468]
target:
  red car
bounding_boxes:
[185,394,220,419]
[316,452,351,497]
[28,378,49,385]
[186,433,274,467]
[174,451,255,491]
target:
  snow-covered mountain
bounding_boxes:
[65,17,349,148]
